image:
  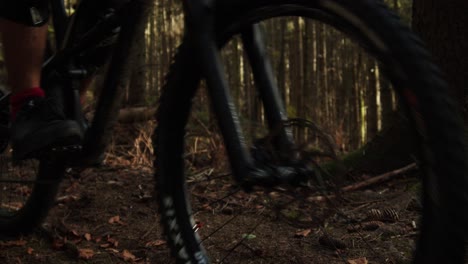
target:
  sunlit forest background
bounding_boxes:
[0,0,413,154]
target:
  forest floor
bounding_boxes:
[0,123,421,264]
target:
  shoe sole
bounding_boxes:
[12,120,83,161]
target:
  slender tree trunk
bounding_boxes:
[277,19,287,104]
[127,28,147,106]
[366,60,378,141]
[379,74,394,129]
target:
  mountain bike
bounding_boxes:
[0,0,148,235]
[0,0,467,263]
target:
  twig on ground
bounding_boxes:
[341,163,417,192]
[307,163,418,202]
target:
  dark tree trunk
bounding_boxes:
[379,75,394,129]
[127,31,146,106]
[347,0,467,174]
[412,0,468,119]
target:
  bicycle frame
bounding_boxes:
[44,0,294,186]
[43,0,148,163]
[183,0,295,185]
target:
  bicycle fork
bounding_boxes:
[185,0,304,188]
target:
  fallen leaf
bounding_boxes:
[100,243,111,248]
[106,248,119,253]
[78,248,94,260]
[145,240,166,247]
[107,237,119,247]
[348,257,368,264]
[122,249,136,261]
[84,233,92,241]
[108,215,120,224]
[0,202,23,211]
[242,234,256,240]
[27,247,34,254]
[65,181,80,193]
[70,229,80,237]
[0,240,27,247]
[107,180,124,187]
[52,239,64,250]
[137,193,153,203]
[295,229,311,237]
[108,215,126,225]
[56,195,79,204]
[15,185,32,195]
[201,204,213,211]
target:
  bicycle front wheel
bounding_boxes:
[155,0,468,263]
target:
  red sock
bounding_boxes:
[10,87,45,120]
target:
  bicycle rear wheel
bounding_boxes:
[155,0,467,263]
[0,97,64,236]
[0,159,64,236]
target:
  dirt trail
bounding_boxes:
[0,162,419,264]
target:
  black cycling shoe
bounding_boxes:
[11,97,84,161]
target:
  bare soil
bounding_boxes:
[0,124,421,264]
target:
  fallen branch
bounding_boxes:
[118,107,156,123]
[85,107,156,124]
[341,162,417,192]
[307,163,418,202]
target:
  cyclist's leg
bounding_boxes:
[0,1,83,160]
[0,19,47,117]
[0,2,73,237]
[0,0,49,117]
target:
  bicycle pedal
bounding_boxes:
[39,144,83,161]
[50,144,83,153]
[11,144,83,164]
[50,144,83,156]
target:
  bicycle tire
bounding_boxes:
[0,161,63,236]
[155,0,468,263]
[0,34,66,238]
